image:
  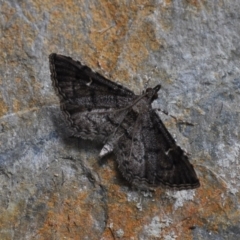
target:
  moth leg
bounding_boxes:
[155,108,195,126]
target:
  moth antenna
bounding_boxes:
[156,108,195,126]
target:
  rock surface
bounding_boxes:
[0,0,240,239]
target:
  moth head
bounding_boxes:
[145,84,161,101]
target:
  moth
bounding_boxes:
[49,53,200,190]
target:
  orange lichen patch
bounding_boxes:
[0,201,26,233]
[12,98,21,113]
[184,0,207,10]
[99,164,115,185]
[164,0,173,5]
[41,0,164,87]
[14,77,22,84]
[12,70,42,110]
[100,180,140,238]
[0,100,8,117]
[99,167,239,239]
[108,184,127,202]
[88,1,162,79]
[88,1,130,71]
[118,21,160,73]
[179,169,236,233]
[46,0,91,60]
[105,204,143,239]
[102,183,155,239]
[37,188,99,239]
[1,2,16,21]
[111,68,131,87]
[0,4,36,59]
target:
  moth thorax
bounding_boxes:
[132,99,149,113]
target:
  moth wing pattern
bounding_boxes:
[49,53,136,141]
[49,53,200,190]
[114,110,200,190]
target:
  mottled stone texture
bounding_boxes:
[0,0,239,239]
